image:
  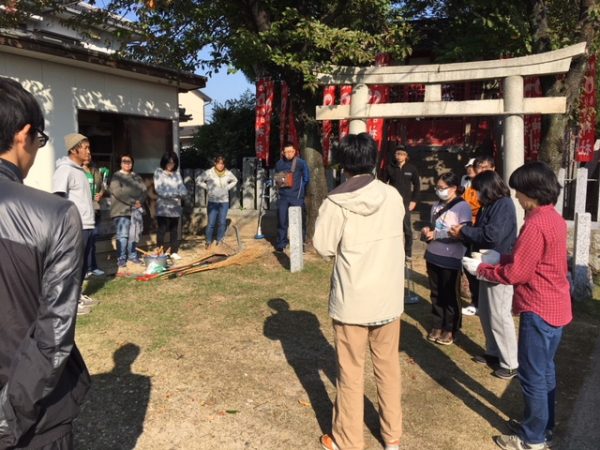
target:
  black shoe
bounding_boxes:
[275,247,284,253]
[473,354,500,367]
[494,367,518,380]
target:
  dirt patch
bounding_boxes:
[74,238,600,449]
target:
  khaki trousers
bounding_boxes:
[332,319,402,450]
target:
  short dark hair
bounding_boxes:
[336,132,377,174]
[283,141,295,149]
[120,153,135,165]
[160,151,179,170]
[0,77,44,154]
[437,172,464,195]
[472,170,510,206]
[509,161,561,206]
[214,155,225,164]
[474,155,495,169]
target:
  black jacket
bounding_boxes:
[381,161,420,206]
[0,159,90,449]
[460,196,517,255]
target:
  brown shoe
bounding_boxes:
[436,331,454,345]
[427,328,442,342]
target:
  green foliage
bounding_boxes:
[181,90,256,170]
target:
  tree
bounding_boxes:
[398,0,600,170]
[181,90,256,170]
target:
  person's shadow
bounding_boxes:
[263,298,381,438]
[74,343,151,450]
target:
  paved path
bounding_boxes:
[563,331,600,449]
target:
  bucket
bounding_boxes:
[143,255,171,274]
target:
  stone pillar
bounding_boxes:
[574,167,588,216]
[349,83,369,134]
[230,168,242,209]
[242,157,257,209]
[289,206,304,272]
[269,168,278,210]
[503,75,525,226]
[556,168,566,215]
[573,212,593,300]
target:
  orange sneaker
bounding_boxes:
[320,434,340,450]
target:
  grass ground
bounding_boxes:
[73,238,600,450]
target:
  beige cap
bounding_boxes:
[64,133,88,152]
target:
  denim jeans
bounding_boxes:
[206,202,229,244]
[518,312,563,445]
[113,216,137,265]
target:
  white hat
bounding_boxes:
[465,158,476,167]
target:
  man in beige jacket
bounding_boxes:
[314,133,405,450]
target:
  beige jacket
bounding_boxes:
[313,175,405,325]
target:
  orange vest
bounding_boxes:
[463,186,480,223]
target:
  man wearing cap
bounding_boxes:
[382,144,420,261]
[53,133,96,314]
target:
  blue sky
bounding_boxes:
[200,68,253,120]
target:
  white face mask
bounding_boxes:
[436,188,451,201]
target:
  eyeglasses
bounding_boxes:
[36,129,49,148]
[121,159,133,164]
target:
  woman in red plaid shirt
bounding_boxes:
[463,161,571,450]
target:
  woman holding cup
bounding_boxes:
[421,172,472,345]
[449,170,518,380]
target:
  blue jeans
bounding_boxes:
[113,216,137,265]
[518,312,563,445]
[206,202,229,243]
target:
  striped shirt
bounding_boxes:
[478,205,572,327]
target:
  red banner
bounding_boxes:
[339,85,352,140]
[524,77,543,161]
[280,81,288,152]
[367,54,390,155]
[322,86,336,166]
[255,78,274,161]
[576,55,597,162]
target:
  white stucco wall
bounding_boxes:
[178,90,207,127]
[0,52,179,192]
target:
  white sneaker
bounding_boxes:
[84,271,92,280]
[77,303,91,315]
[462,305,478,316]
[170,253,182,261]
[91,268,105,276]
[79,294,96,306]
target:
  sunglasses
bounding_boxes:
[36,129,49,147]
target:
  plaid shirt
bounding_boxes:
[478,205,572,327]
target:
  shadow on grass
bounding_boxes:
[401,320,519,429]
[74,343,150,450]
[263,298,381,440]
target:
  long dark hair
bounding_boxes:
[472,171,510,206]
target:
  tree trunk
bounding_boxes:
[534,0,598,170]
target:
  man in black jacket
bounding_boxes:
[381,144,420,259]
[0,77,90,449]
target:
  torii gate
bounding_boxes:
[315,42,587,223]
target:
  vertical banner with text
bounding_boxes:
[367,54,390,165]
[322,85,336,166]
[524,77,542,161]
[255,78,274,162]
[339,85,352,141]
[576,55,597,162]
